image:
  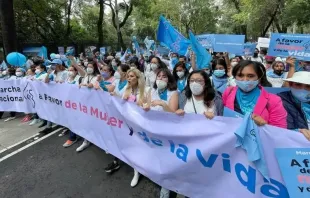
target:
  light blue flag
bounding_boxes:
[0,60,7,70]
[38,46,48,60]
[132,36,141,56]
[189,31,212,69]
[120,49,128,63]
[234,112,269,179]
[157,15,190,55]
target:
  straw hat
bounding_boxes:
[284,71,310,85]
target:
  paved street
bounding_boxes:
[0,114,161,198]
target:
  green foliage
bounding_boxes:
[3,0,310,49]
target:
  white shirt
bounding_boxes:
[250,56,263,63]
[184,96,216,115]
[81,74,97,85]
[146,71,156,88]
[267,72,288,88]
[52,70,68,82]
[35,72,48,81]
[113,79,128,97]
[66,75,81,85]
[150,88,177,111]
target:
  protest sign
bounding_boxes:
[275,148,310,198]
[100,47,106,55]
[244,43,257,56]
[268,33,310,61]
[195,34,215,49]
[213,34,245,54]
[1,79,310,197]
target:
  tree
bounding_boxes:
[97,0,105,48]
[105,0,136,50]
[0,0,17,55]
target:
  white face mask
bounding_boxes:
[35,69,41,74]
[2,71,7,75]
[114,71,121,79]
[112,61,117,67]
[68,71,75,77]
[84,62,88,67]
[156,80,167,90]
[16,72,23,77]
[231,62,238,67]
[190,82,204,95]
[177,71,185,78]
[151,63,158,70]
[86,67,94,74]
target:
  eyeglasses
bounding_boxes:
[189,79,204,84]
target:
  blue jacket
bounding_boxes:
[178,91,224,116]
[277,91,309,130]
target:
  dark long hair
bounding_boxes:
[153,68,177,91]
[211,58,228,77]
[119,64,130,73]
[88,61,100,75]
[232,60,272,87]
[152,57,167,70]
[184,70,215,107]
[172,62,189,81]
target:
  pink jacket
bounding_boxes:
[222,86,287,129]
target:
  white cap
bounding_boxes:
[275,57,283,62]
[284,71,310,85]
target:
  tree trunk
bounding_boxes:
[66,0,73,41]
[118,31,125,51]
[97,0,104,48]
[0,0,17,56]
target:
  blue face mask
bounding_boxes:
[101,72,109,78]
[235,80,259,92]
[291,88,310,103]
[213,70,225,78]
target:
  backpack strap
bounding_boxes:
[78,76,83,84]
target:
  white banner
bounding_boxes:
[1,79,309,198]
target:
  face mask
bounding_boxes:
[101,71,109,78]
[274,70,284,76]
[291,88,310,103]
[68,71,75,77]
[213,70,226,78]
[156,80,167,90]
[84,62,88,67]
[235,80,259,92]
[16,72,23,77]
[2,71,7,75]
[86,67,94,74]
[35,69,41,74]
[151,63,158,70]
[177,71,185,78]
[231,62,238,67]
[172,57,178,61]
[112,62,117,67]
[190,82,204,95]
[114,71,121,79]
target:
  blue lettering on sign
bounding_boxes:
[134,130,290,198]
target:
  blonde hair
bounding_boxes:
[123,68,147,106]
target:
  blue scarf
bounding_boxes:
[301,102,310,123]
[118,80,127,91]
[236,87,261,115]
[159,89,168,101]
[35,71,47,78]
[177,78,186,92]
[266,70,284,78]
[212,75,228,94]
[99,81,112,92]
